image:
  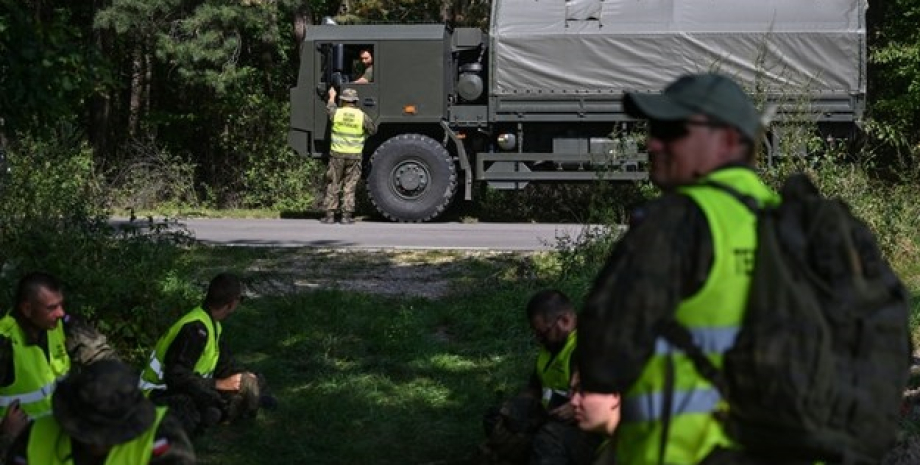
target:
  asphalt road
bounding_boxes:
[141,218,602,251]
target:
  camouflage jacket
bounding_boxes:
[576,189,714,394]
[156,319,243,409]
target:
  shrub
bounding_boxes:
[0,129,198,363]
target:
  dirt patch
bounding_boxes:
[242,249,534,300]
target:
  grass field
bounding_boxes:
[191,249,554,464]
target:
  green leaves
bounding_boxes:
[0,0,109,137]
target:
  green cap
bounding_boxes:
[52,360,156,446]
[624,73,761,141]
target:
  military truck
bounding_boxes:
[289,0,867,222]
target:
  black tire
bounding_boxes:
[366,134,457,222]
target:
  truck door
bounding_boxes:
[314,43,379,145]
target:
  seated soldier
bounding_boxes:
[6,359,195,465]
[139,273,275,437]
[482,289,603,465]
[0,272,119,457]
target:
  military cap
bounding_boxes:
[624,73,762,141]
[52,360,156,446]
[340,88,359,102]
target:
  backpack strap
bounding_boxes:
[654,320,729,395]
[699,180,761,214]
[655,178,759,395]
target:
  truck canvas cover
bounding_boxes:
[490,0,866,100]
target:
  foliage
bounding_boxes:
[866,0,920,173]
[0,129,198,362]
[0,0,109,138]
[106,137,199,210]
[242,145,323,212]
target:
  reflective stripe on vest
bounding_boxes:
[623,385,722,421]
[330,107,366,154]
[140,307,220,392]
[28,406,168,464]
[653,326,739,355]
[615,167,779,465]
[535,331,577,409]
[0,315,71,420]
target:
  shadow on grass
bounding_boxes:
[194,286,543,465]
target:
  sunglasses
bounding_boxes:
[649,120,726,142]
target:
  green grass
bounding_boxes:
[193,287,537,465]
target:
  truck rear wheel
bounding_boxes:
[367,134,457,222]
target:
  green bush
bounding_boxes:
[242,145,323,213]
[0,129,199,363]
[106,137,199,211]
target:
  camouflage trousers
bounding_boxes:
[150,372,268,438]
[324,156,362,213]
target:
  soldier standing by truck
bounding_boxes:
[322,87,376,225]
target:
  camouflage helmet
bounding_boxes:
[340,88,359,102]
[52,360,156,446]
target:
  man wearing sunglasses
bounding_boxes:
[483,289,601,465]
[575,73,776,464]
[140,273,276,437]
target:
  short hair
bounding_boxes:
[202,273,242,310]
[15,272,62,308]
[526,289,575,321]
[359,49,372,57]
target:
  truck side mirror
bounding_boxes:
[331,71,348,90]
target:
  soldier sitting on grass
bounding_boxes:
[140,273,276,437]
[0,272,119,457]
[6,359,195,465]
[482,289,602,465]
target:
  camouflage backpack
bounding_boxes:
[662,173,911,464]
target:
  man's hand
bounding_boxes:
[1,400,28,438]
[215,373,242,392]
[548,402,575,423]
[328,87,337,103]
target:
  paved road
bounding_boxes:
[129,218,604,251]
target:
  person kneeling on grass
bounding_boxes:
[6,359,195,465]
[139,273,276,437]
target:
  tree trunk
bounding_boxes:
[129,45,143,138]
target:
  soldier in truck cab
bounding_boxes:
[353,49,373,84]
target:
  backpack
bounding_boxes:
[661,173,912,464]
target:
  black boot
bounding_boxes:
[341,212,355,224]
[320,211,336,224]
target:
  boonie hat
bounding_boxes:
[340,88,359,102]
[624,73,761,141]
[52,360,156,446]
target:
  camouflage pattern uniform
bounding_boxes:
[6,407,195,465]
[147,319,271,437]
[0,314,119,457]
[323,88,377,218]
[6,360,196,465]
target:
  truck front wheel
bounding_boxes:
[366,134,457,222]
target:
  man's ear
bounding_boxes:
[560,312,576,330]
[18,301,32,319]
